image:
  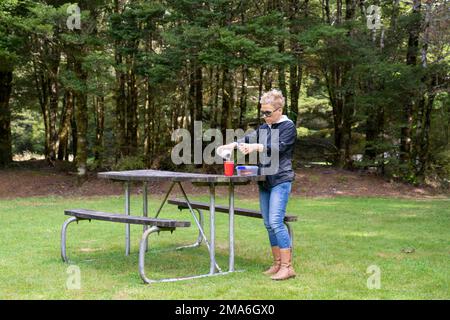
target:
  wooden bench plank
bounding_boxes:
[167,199,298,222]
[64,209,191,228]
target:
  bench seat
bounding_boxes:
[167,199,298,222]
[61,208,194,284]
[64,209,191,228]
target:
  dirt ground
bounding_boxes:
[0,160,448,200]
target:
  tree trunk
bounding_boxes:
[47,79,58,163]
[47,48,61,163]
[340,0,358,169]
[278,40,288,114]
[364,91,380,164]
[337,0,342,24]
[94,96,105,164]
[263,68,273,91]
[114,0,127,160]
[414,0,433,182]
[186,65,201,133]
[288,0,302,125]
[345,0,356,20]
[115,63,126,158]
[221,66,233,131]
[126,63,139,156]
[58,89,74,161]
[401,0,421,166]
[0,71,13,167]
[324,0,331,24]
[332,97,345,168]
[70,96,77,162]
[195,66,203,124]
[239,65,248,128]
[33,67,50,160]
[213,66,221,128]
[377,104,385,175]
[289,63,302,126]
[144,79,151,165]
[342,90,354,169]
[257,67,264,120]
[74,59,88,176]
[325,66,345,168]
[188,64,196,153]
[415,91,434,182]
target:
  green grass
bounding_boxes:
[0,195,449,299]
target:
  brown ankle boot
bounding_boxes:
[271,248,296,280]
[263,246,281,275]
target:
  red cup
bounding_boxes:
[224,161,234,176]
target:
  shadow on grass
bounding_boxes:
[61,240,265,283]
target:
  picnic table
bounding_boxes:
[95,169,266,282]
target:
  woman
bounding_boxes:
[219,89,297,280]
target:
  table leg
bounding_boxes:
[229,182,235,272]
[151,180,219,271]
[143,182,148,252]
[154,181,176,219]
[178,182,221,272]
[125,181,131,256]
[209,183,216,275]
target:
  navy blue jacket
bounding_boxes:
[238,117,297,189]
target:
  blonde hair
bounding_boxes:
[260,89,285,110]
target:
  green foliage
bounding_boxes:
[433,150,450,180]
[11,110,45,155]
[112,155,146,171]
[296,127,310,137]
[0,0,448,186]
[0,0,33,71]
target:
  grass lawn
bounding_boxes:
[0,194,448,299]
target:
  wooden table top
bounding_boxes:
[98,169,266,183]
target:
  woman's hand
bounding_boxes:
[217,143,237,153]
[217,143,238,159]
[238,143,264,155]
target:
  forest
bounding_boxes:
[0,0,449,186]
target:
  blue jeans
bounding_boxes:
[258,181,292,249]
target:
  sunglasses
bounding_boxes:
[260,107,281,118]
